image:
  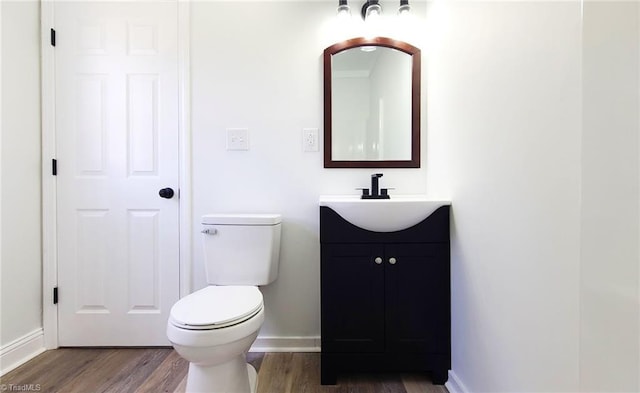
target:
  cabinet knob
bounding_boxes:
[374,257,383,265]
[388,257,397,265]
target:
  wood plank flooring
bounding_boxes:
[1,349,449,393]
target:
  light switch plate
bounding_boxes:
[302,128,319,152]
[226,128,249,151]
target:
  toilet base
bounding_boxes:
[185,355,257,393]
[248,363,257,392]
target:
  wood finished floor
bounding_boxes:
[1,349,449,393]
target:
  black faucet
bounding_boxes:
[371,173,381,196]
[361,173,390,199]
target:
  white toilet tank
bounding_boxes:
[201,214,281,285]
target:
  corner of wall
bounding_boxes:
[446,370,471,393]
[0,329,45,376]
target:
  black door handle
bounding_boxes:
[159,188,174,199]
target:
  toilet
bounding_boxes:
[167,214,282,393]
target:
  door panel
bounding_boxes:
[321,243,385,353]
[385,243,450,353]
[56,1,179,346]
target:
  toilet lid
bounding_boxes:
[169,286,263,330]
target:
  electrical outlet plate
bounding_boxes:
[302,128,319,152]
[226,128,249,151]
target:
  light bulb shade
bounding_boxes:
[337,5,351,18]
[337,0,351,17]
[361,0,382,20]
[399,0,410,15]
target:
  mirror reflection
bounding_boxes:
[332,47,412,161]
[323,37,421,168]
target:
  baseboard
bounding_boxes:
[446,370,470,393]
[0,328,46,376]
[250,336,321,352]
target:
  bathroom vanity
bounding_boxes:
[319,201,451,385]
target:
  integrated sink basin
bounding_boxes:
[319,195,451,232]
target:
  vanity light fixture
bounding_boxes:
[336,0,411,21]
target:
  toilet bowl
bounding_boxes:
[167,214,281,393]
[167,285,265,393]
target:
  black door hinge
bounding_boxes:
[53,287,58,304]
[52,159,57,176]
[50,28,56,47]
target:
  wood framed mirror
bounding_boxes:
[323,37,421,168]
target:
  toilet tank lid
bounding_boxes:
[202,214,282,225]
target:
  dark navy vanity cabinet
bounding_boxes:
[320,205,451,385]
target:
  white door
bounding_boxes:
[55,1,180,346]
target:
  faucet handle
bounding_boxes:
[379,188,392,199]
[356,188,370,197]
[372,173,383,178]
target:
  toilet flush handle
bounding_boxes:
[201,228,217,235]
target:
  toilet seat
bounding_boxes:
[169,286,263,330]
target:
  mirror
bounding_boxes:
[324,37,421,168]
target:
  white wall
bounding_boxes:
[427,1,640,392]
[580,2,640,391]
[429,2,583,390]
[0,0,43,349]
[332,73,370,160]
[189,0,429,341]
[371,49,412,160]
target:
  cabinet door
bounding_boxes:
[321,243,385,353]
[384,243,450,354]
